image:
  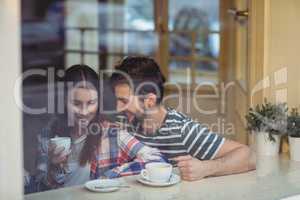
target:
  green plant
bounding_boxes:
[287,108,300,138]
[245,99,288,142]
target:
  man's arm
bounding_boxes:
[211,139,256,176]
[173,139,256,181]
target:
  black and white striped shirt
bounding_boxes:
[123,108,225,160]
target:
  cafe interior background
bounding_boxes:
[1,0,300,199]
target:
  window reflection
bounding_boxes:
[22,0,156,194]
[169,61,192,84]
[22,0,64,70]
[195,60,219,84]
[168,0,220,84]
[168,0,219,32]
[22,0,221,194]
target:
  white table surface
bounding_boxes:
[25,155,300,200]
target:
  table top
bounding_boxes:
[25,155,300,200]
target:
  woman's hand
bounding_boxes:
[46,144,71,188]
[48,143,70,165]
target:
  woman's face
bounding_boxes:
[68,87,98,125]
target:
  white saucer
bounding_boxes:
[84,179,121,192]
[137,173,181,187]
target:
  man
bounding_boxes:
[110,56,256,181]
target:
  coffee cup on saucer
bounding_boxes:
[141,162,173,183]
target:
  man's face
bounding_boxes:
[114,83,145,119]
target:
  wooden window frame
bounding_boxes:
[155,0,224,94]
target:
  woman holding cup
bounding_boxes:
[35,65,165,191]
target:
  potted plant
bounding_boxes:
[245,99,287,156]
[287,108,300,161]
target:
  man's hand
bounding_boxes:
[173,141,256,181]
[172,155,212,181]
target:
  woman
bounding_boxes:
[35,65,164,191]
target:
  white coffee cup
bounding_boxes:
[49,137,71,155]
[141,162,172,183]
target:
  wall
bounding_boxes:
[262,0,300,107]
[0,0,23,199]
[231,0,300,144]
[246,0,300,150]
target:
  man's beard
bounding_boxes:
[124,107,145,122]
[123,110,150,135]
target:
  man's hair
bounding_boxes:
[110,56,166,104]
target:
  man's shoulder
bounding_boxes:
[164,108,208,133]
[165,108,191,121]
[157,108,193,134]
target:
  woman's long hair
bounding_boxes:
[80,70,117,166]
[50,64,116,166]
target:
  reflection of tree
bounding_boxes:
[127,0,153,21]
[172,7,210,57]
[174,7,209,32]
[171,7,216,71]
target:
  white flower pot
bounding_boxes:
[288,136,300,161]
[256,156,280,177]
[255,132,281,156]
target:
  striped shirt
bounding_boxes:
[122,108,225,160]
